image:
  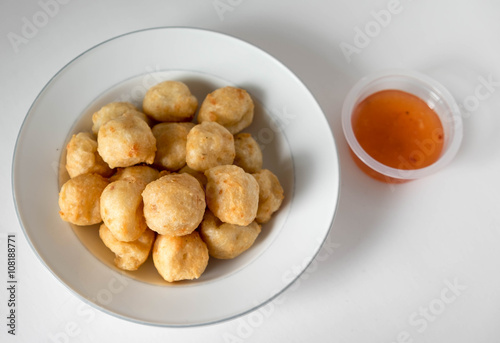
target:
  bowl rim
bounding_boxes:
[11,26,341,327]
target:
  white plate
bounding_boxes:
[12,27,340,326]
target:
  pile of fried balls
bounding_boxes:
[58,81,284,282]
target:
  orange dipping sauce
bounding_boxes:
[351,89,444,182]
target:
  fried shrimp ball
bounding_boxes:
[152,122,195,171]
[158,170,172,177]
[185,121,235,172]
[142,174,206,236]
[233,133,263,173]
[65,132,113,178]
[200,210,261,259]
[110,165,160,184]
[59,173,109,226]
[178,165,207,187]
[153,231,209,282]
[252,169,284,224]
[205,165,259,226]
[91,102,150,134]
[99,224,155,271]
[142,81,198,122]
[100,179,148,242]
[97,113,156,168]
[197,86,254,134]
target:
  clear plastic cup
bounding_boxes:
[341,69,463,183]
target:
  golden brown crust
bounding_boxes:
[100,179,148,242]
[197,86,254,134]
[178,165,207,188]
[199,210,261,259]
[233,133,263,173]
[97,113,156,168]
[142,174,206,236]
[152,232,209,282]
[142,81,198,122]
[58,173,109,226]
[185,121,235,172]
[99,224,155,271]
[109,165,160,184]
[152,122,195,171]
[252,169,284,223]
[66,132,113,178]
[91,102,151,134]
[204,165,259,226]
[58,83,285,281]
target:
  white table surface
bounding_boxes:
[2,0,500,342]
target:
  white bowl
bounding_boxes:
[12,27,340,326]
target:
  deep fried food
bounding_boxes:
[152,122,195,171]
[97,113,156,168]
[252,169,284,223]
[109,165,160,184]
[178,165,207,187]
[58,80,286,282]
[197,86,254,134]
[152,232,209,282]
[99,224,155,271]
[186,121,235,172]
[100,179,148,242]
[58,173,109,225]
[142,174,206,236]
[199,210,261,259]
[65,132,113,178]
[91,102,150,134]
[142,81,198,122]
[233,133,262,173]
[205,165,259,226]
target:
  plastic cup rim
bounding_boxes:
[341,69,463,181]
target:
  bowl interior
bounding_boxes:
[13,27,339,326]
[60,70,294,286]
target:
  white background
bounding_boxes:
[1,0,500,342]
